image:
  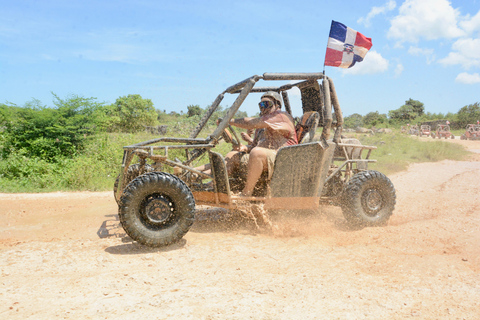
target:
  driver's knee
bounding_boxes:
[248,147,268,170]
[249,147,267,158]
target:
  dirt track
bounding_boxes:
[1,138,480,319]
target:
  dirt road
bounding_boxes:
[1,139,480,319]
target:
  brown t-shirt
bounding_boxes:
[254,110,298,150]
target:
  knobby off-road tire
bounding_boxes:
[341,170,396,228]
[114,164,154,204]
[118,172,195,247]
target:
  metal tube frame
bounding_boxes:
[116,72,351,202]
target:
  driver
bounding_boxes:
[225,91,297,196]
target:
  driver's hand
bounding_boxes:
[241,132,253,144]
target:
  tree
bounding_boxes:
[2,94,103,161]
[113,94,157,132]
[0,103,19,128]
[187,105,202,117]
[405,98,424,116]
[344,113,364,128]
[389,99,425,122]
[363,111,387,127]
[388,105,416,121]
[457,102,480,127]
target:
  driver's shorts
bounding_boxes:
[239,147,277,180]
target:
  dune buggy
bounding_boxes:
[460,124,480,140]
[435,124,455,139]
[419,125,434,138]
[408,125,419,135]
[114,72,396,247]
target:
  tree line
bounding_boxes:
[1,93,479,165]
[0,93,248,164]
[344,98,480,130]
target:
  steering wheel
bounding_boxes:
[222,124,241,147]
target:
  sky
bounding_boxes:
[1,0,479,118]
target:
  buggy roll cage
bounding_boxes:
[116,73,357,201]
[202,72,344,144]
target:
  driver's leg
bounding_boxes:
[242,147,269,196]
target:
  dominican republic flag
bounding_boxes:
[324,21,372,68]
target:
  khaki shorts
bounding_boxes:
[239,148,277,180]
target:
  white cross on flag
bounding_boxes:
[324,21,372,68]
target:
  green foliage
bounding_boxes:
[187,105,202,117]
[1,94,102,161]
[406,98,425,116]
[344,113,363,128]
[0,149,72,191]
[389,105,417,122]
[363,111,387,127]
[388,98,425,123]
[91,103,120,132]
[111,94,157,132]
[457,102,480,127]
[0,103,21,127]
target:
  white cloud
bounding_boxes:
[438,38,480,69]
[388,0,464,44]
[358,0,396,27]
[394,63,404,77]
[455,72,480,84]
[408,46,435,64]
[459,10,480,34]
[342,50,389,75]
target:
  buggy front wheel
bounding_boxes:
[341,170,396,228]
[114,163,154,204]
[118,172,195,247]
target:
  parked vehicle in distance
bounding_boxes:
[460,124,480,140]
[408,125,419,135]
[435,124,455,139]
[419,125,434,138]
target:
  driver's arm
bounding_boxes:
[229,117,268,130]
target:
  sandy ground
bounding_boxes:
[1,138,480,319]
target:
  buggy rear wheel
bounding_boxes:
[341,170,396,228]
[118,172,195,247]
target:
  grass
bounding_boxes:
[0,128,472,193]
[356,132,470,175]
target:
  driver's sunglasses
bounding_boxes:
[258,100,275,109]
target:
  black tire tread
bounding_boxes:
[118,172,195,247]
[113,164,154,204]
[341,170,396,228]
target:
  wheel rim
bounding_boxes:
[140,194,175,225]
[362,188,383,216]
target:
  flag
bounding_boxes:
[324,20,372,68]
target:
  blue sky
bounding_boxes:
[1,0,479,118]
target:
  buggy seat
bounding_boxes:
[295,111,320,143]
